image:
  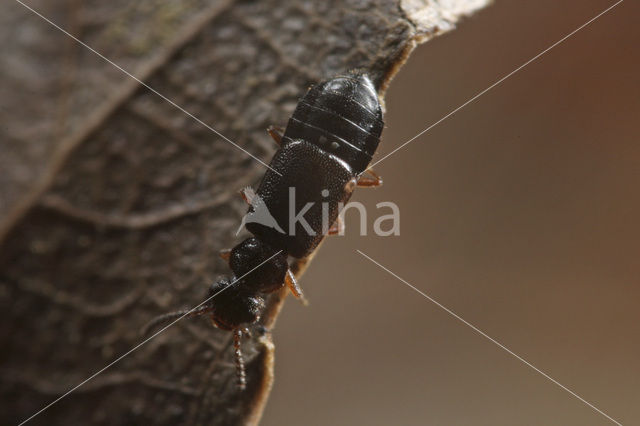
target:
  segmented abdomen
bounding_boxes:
[283,73,383,174]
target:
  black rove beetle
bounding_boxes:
[146,72,384,389]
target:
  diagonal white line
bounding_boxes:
[18,250,283,426]
[13,0,282,176]
[356,250,623,425]
[369,0,624,170]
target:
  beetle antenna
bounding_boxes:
[141,304,212,337]
[233,328,247,390]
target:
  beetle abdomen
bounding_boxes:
[283,73,383,174]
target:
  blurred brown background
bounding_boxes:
[263,0,639,425]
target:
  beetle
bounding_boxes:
[146,72,384,389]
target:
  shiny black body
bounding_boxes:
[246,140,354,258]
[247,73,383,257]
[149,73,384,389]
[282,72,384,174]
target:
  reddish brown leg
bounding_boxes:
[327,216,344,235]
[267,125,284,146]
[239,186,255,204]
[285,269,308,305]
[219,248,231,262]
[357,169,383,187]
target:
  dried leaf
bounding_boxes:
[0,0,489,424]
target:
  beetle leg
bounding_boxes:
[239,186,256,205]
[327,216,344,235]
[219,248,231,262]
[285,269,308,305]
[356,169,383,187]
[267,125,284,146]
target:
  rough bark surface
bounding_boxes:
[0,0,490,424]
